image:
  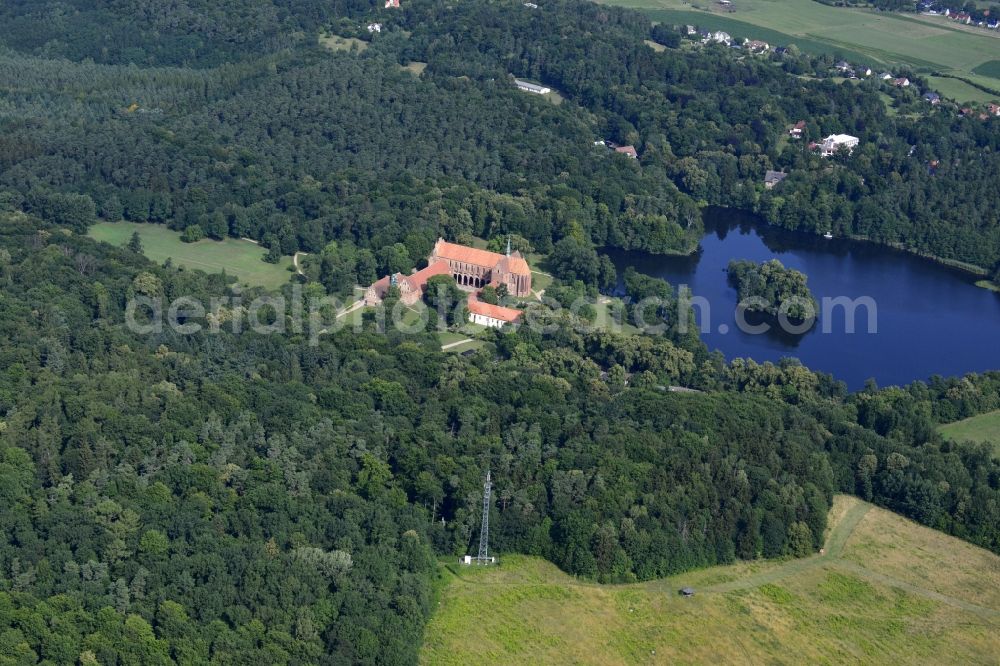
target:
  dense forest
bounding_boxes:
[1,210,999,663]
[0,0,998,282]
[1,0,1000,663]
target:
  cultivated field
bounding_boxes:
[604,0,1000,83]
[421,496,1000,665]
[926,76,999,104]
[88,222,294,290]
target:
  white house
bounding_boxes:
[366,23,382,33]
[820,134,859,157]
[514,79,551,95]
[467,299,523,328]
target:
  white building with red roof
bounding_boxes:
[467,296,524,328]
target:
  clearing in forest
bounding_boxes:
[421,495,1000,665]
[88,221,294,290]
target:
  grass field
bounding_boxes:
[88,222,294,290]
[604,0,1000,81]
[402,61,428,76]
[319,34,368,53]
[938,409,1000,457]
[421,496,1000,665]
[973,59,1000,78]
[443,338,489,354]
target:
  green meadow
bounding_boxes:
[422,496,1000,664]
[88,221,294,290]
[318,33,368,53]
[938,409,1000,457]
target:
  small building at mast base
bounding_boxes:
[460,555,497,566]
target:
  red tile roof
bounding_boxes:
[404,260,451,290]
[494,253,531,276]
[433,239,506,268]
[467,297,523,323]
[370,261,451,298]
[615,145,638,158]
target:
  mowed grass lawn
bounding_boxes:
[605,0,1000,79]
[421,496,1000,665]
[88,222,294,290]
[938,409,1000,457]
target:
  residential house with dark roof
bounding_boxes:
[764,170,788,189]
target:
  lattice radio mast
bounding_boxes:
[476,469,493,564]
[459,469,496,566]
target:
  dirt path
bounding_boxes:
[441,339,473,350]
[835,560,999,619]
[698,501,999,619]
[336,299,364,319]
[700,500,871,595]
[293,251,308,276]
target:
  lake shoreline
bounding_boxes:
[605,207,1000,390]
[977,279,1000,294]
[616,207,993,283]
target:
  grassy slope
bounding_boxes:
[603,0,999,79]
[938,409,1000,457]
[421,496,1000,665]
[88,221,293,290]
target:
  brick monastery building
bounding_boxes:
[364,238,532,327]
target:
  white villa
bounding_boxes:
[820,134,859,157]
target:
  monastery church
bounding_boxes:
[364,238,532,327]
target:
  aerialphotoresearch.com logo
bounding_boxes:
[125,284,878,346]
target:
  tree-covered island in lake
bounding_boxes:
[728,259,818,323]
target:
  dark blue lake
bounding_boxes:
[607,209,1000,390]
